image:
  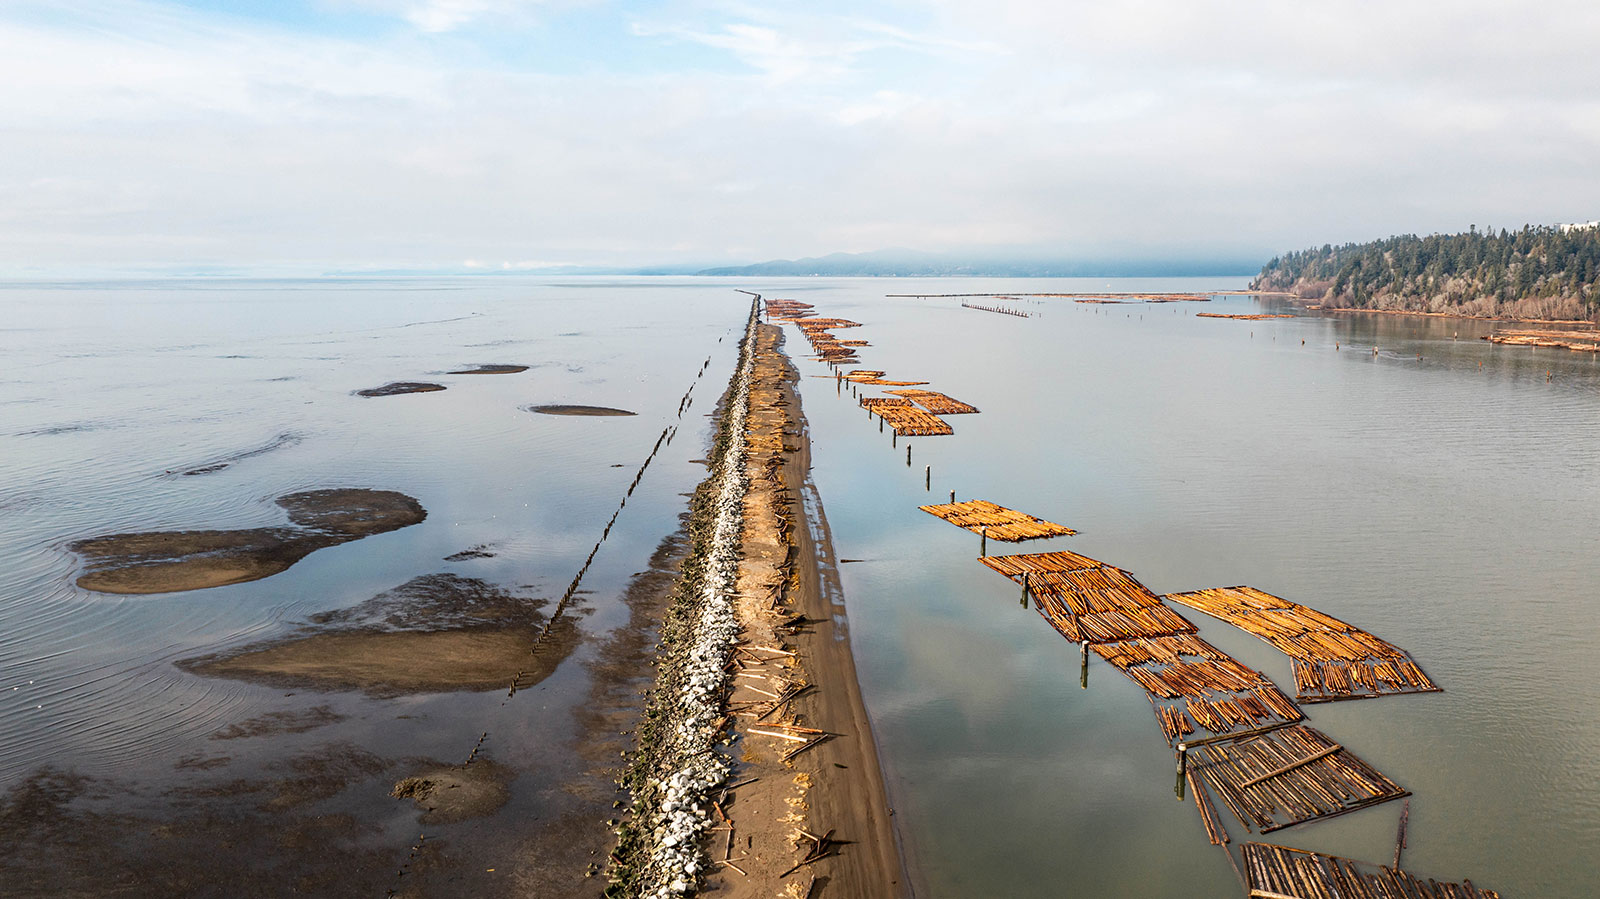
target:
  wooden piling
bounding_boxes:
[1393,797,1410,868]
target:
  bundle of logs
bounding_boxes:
[1164,587,1440,702]
[1242,843,1501,899]
[918,500,1075,540]
[1189,724,1408,833]
[885,389,980,415]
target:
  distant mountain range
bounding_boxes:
[690,249,1258,277]
[312,249,1260,279]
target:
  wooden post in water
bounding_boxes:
[949,489,955,504]
[1079,640,1089,689]
[1175,744,1188,800]
[906,445,912,466]
[925,465,931,490]
[1020,572,1030,607]
[1393,798,1410,869]
[980,527,987,557]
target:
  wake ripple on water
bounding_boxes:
[163,431,304,478]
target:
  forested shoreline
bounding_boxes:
[1253,226,1600,321]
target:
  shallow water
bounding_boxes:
[0,277,747,893]
[2,276,1594,896]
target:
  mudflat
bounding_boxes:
[527,404,636,416]
[70,488,426,594]
[447,364,529,374]
[182,573,578,696]
[356,381,446,396]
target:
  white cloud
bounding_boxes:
[336,0,574,33]
[0,0,1598,274]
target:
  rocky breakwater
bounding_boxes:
[605,296,759,897]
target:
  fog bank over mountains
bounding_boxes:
[686,249,1257,278]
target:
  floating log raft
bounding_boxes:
[764,299,815,320]
[872,404,953,436]
[858,396,912,411]
[1242,843,1501,899]
[1483,327,1600,351]
[790,318,867,364]
[1091,635,1303,744]
[1195,313,1296,320]
[1190,724,1407,833]
[919,500,1076,541]
[844,369,928,386]
[887,292,1210,302]
[978,549,1109,578]
[1164,586,1440,703]
[979,551,1195,644]
[886,389,980,415]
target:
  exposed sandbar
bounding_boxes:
[69,488,425,594]
[447,364,529,374]
[356,381,445,397]
[527,404,636,416]
[701,320,905,896]
[180,573,578,696]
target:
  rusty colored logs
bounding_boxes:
[885,389,980,415]
[980,551,1195,644]
[1484,327,1600,351]
[870,404,953,436]
[1242,843,1501,899]
[1091,635,1303,744]
[1190,725,1406,833]
[920,500,1075,541]
[1164,586,1440,703]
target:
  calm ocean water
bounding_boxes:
[0,278,744,786]
[2,276,1594,896]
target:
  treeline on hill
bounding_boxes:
[1252,225,1600,321]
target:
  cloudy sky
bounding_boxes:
[3,0,1598,275]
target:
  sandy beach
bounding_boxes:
[605,300,904,897]
[696,320,904,896]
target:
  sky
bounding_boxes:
[2,0,1598,275]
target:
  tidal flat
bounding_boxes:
[2,276,1597,896]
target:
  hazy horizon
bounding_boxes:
[4,2,1598,277]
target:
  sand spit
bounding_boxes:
[529,404,638,417]
[69,488,425,594]
[699,319,904,898]
[448,363,530,374]
[356,381,446,397]
[606,298,903,897]
[181,573,578,696]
